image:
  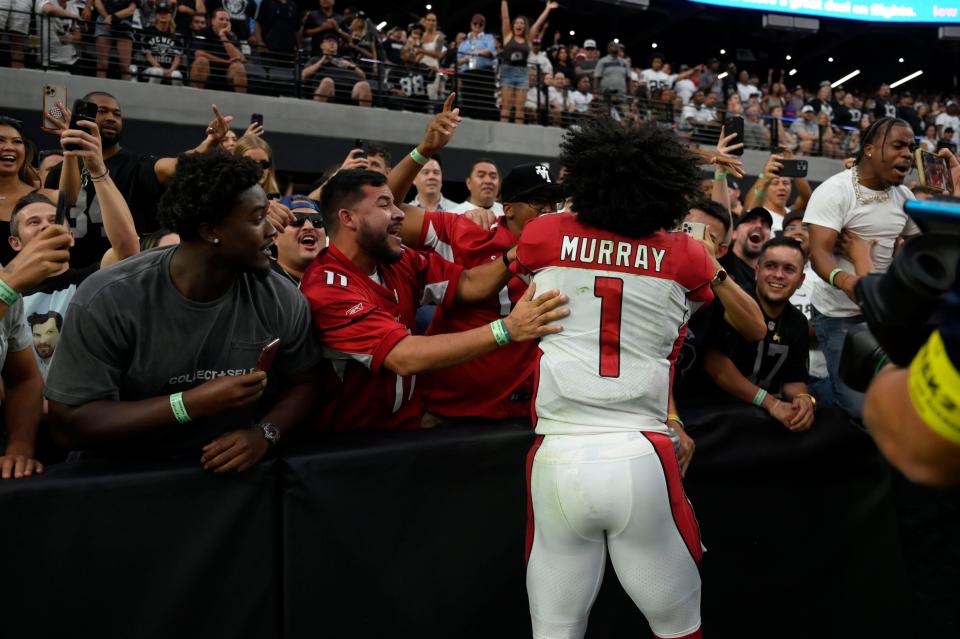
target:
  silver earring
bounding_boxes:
[213,238,220,245]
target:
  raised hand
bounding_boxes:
[60,119,106,177]
[420,92,462,156]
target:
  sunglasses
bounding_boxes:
[255,159,272,170]
[472,21,484,26]
[290,212,324,228]
[521,197,563,212]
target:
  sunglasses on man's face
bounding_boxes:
[289,212,324,228]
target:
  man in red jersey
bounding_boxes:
[518,118,716,639]
[388,135,563,421]
[301,96,568,431]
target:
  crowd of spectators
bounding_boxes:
[0,77,951,483]
[2,0,959,160]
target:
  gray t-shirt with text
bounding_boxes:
[45,247,323,458]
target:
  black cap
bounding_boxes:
[501,163,565,204]
[736,206,773,228]
[156,1,172,11]
[726,177,740,191]
[783,209,805,228]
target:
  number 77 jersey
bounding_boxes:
[513,213,716,435]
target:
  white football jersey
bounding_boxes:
[514,213,715,435]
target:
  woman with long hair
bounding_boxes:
[0,117,59,267]
[233,134,279,194]
[499,0,557,123]
[416,12,447,100]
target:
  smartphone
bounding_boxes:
[266,192,282,200]
[915,149,953,195]
[255,338,281,373]
[725,116,745,157]
[776,159,808,178]
[250,113,264,128]
[354,138,367,159]
[681,221,708,240]
[64,100,99,151]
[41,84,67,132]
[55,190,70,226]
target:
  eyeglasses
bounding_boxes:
[520,197,563,212]
[290,212,324,228]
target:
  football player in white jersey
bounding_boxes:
[515,118,718,639]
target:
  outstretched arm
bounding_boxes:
[530,1,558,40]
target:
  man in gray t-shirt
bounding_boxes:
[593,40,630,95]
[46,246,324,460]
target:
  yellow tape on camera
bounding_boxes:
[908,330,960,445]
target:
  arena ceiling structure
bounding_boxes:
[363,0,960,94]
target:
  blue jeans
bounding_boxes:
[811,308,865,421]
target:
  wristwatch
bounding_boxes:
[710,268,728,288]
[258,421,280,447]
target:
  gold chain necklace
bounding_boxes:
[851,166,891,205]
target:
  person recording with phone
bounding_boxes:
[8,117,139,381]
[861,150,960,484]
[743,149,812,231]
[45,151,323,470]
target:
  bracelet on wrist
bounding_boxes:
[667,413,684,429]
[409,147,429,166]
[0,276,21,306]
[89,168,109,182]
[169,391,192,424]
[490,319,511,346]
[752,388,768,408]
[828,267,845,288]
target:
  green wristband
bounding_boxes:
[170,392,192,424]
[753,388,768,407]
[410,147,429,166]
[0,277,20,307]
[714,171,727,181]
[829,267,845,288]
[490,319,511,346]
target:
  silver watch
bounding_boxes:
[258,422,280,447]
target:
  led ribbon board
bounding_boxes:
[692,0,960,23]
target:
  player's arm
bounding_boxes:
[383,283,567,376]
[454,247,520,303]
[387,93,460,206]
[695,235,766,341]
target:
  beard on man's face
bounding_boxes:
[357,219,402,265]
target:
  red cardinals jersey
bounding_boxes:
[301,244,463,430]
[513,213,715,435]
[415,211,533,419]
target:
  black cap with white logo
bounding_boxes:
[500,163,565,204]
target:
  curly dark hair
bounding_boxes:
[560,118,702,238]
[158,151,261,240]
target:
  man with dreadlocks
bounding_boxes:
[516,117,716,639]
[803,116,920,420]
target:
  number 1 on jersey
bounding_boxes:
[594,276,623,377]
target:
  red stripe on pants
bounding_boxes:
[524,434,545,564]
[643,432,703,565]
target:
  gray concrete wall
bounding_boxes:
[1,67,845,182]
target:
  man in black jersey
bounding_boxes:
[704,236,815,432]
